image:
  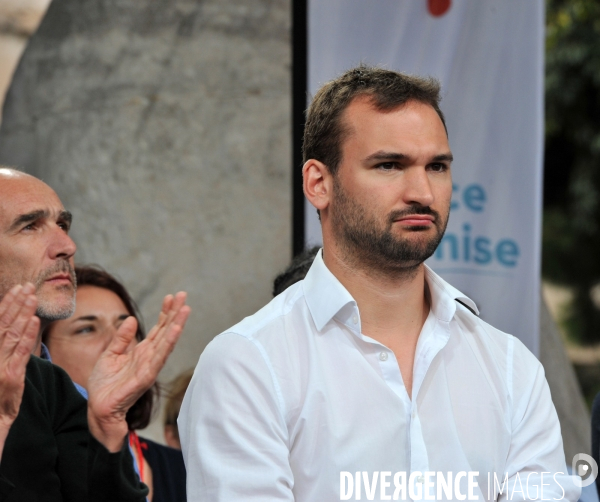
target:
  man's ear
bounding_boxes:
[303,159,332,212]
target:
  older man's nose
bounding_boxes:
[48,226,77,260]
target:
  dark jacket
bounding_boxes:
[139,437,186,502]
[0,356,148,502]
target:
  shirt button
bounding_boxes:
[379,352,388,361]
[352,315,358,324]
[417,476,424,484]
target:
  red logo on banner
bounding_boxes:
[427,0,451,17]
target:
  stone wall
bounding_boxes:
[0,0,50,115]
[0,0,291,441]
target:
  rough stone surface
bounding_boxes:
[0,0,50,115]
[0,0,291,441]
[540,297,591,460]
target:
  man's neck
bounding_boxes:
[322,244,429,345]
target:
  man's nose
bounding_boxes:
[402,168,435,207]
[48,226,77,260]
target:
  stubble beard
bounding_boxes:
[34,261,77,321]
[330,179,449,279]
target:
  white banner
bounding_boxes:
[306,0,544,354]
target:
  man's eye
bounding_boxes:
[58,222,70,232]
[429,163,447,172]
[377,162,397,170]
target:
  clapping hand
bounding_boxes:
[87,291,190,452]
[0,284,39,458]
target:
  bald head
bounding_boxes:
[0,167,77,321]
[0,167,40,183]
[0,167,23,177]
[0,168,55,206]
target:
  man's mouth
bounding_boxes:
[36,261,77,290]
[45,273,73,285]
[395,214,435,226]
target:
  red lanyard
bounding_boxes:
[128,431,145,483]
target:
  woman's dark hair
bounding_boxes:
[43,265,157,431]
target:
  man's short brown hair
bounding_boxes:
[302,65,446,175]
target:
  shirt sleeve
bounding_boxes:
[179,332,294,501]
[499,338,581,502]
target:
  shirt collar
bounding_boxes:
[424,264,479,322]
[40,342,52,362]
[303,249,478,331]
[303,249,357,332]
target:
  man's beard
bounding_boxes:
[35,261,77,321]
[330,179,449,277]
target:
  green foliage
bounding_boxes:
[543,0,600,343]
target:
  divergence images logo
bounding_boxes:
[573,454,598,488]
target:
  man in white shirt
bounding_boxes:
[179,66,579,501]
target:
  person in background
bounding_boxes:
[43,265,186,502]
[163,369,193,450]
[272,246,320,297]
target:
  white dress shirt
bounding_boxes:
[179,251,579,501]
